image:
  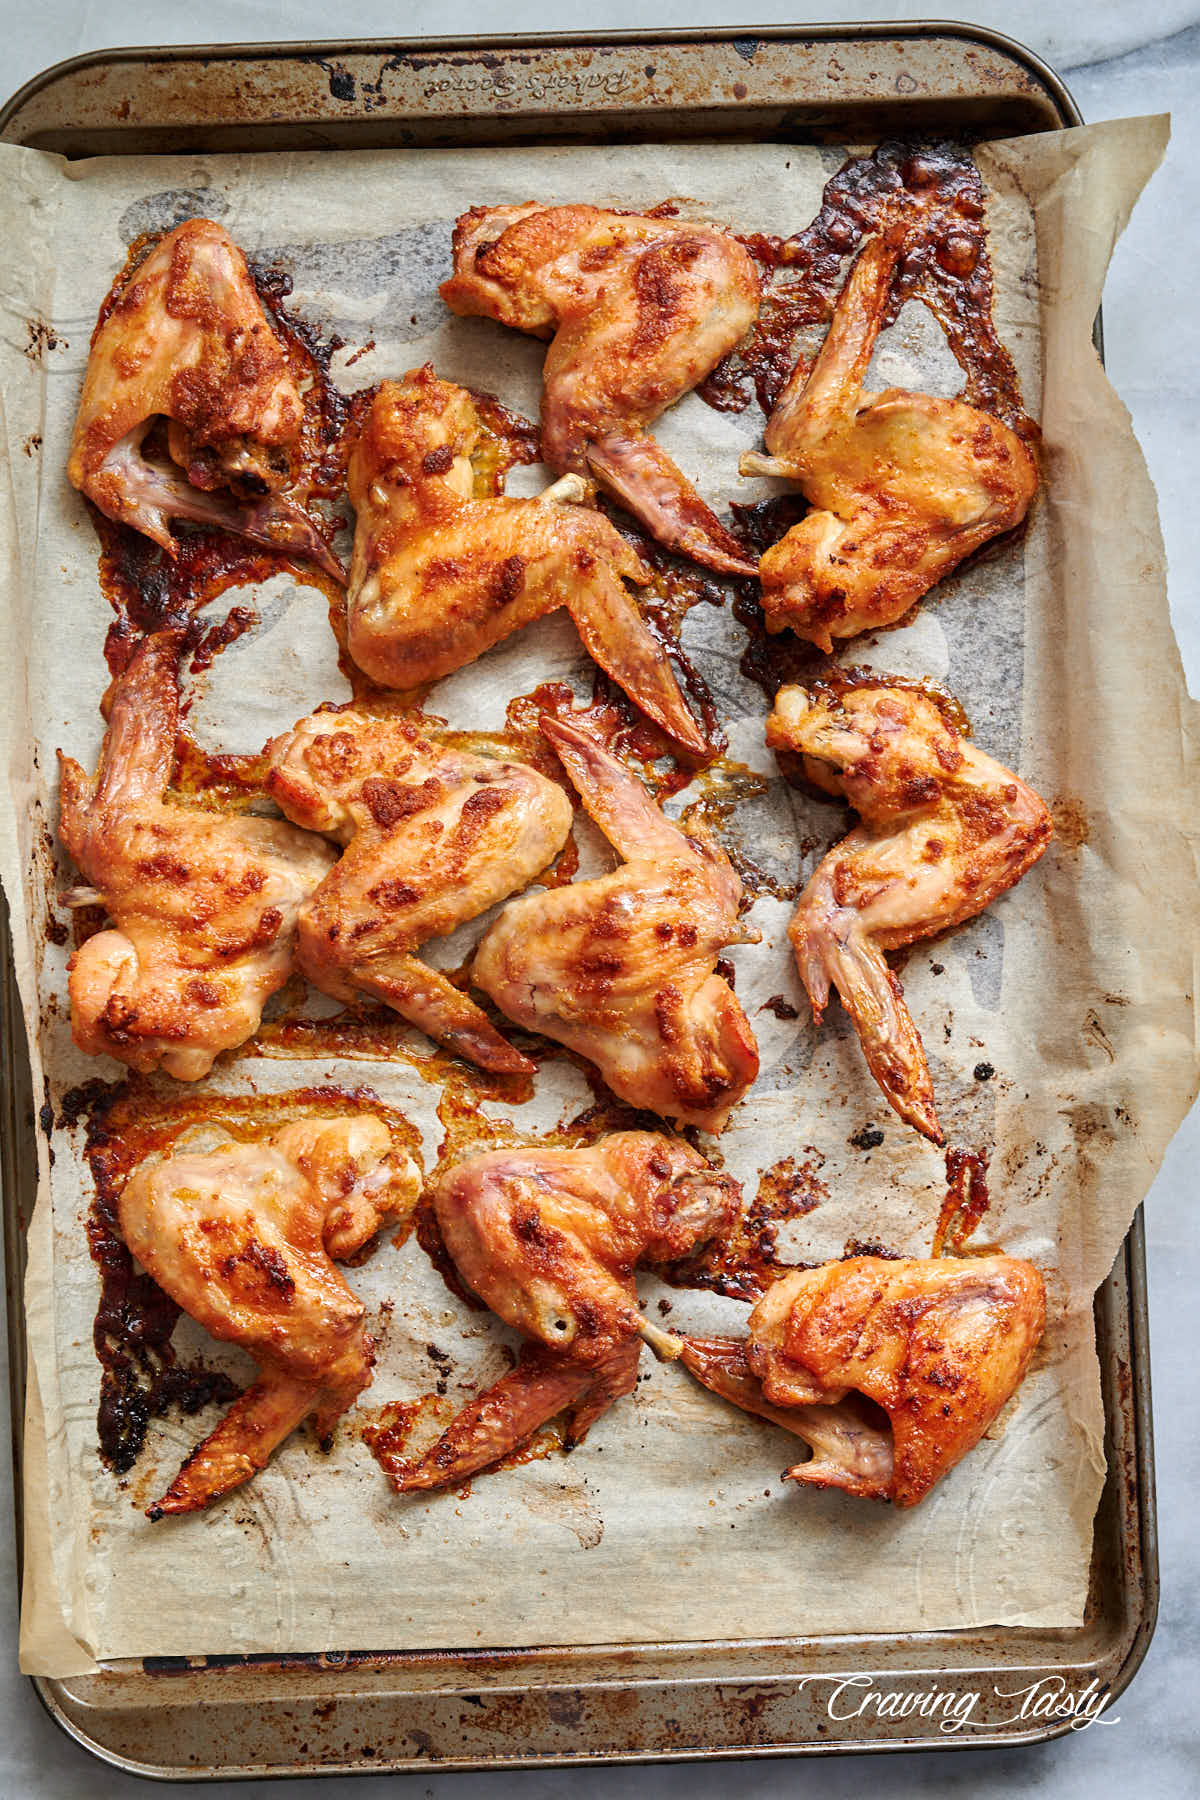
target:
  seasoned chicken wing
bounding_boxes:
[119,1116,420,1515]
[473,714,759,1131]
[371,1132,739,1490]
[58,633,335,1080]
[442,205,759,575]
[68,217,342,578]
[264,707,572,1072]
[741,236,1037,650]
[346,370,705,752]
[681,1253,1045,1506]
[767,678,1051,1141]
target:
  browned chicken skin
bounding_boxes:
[682,1253,1045,1506]
[263,708,572,1072]
[371,1133,740,1491]
[441,204,760,575]
[58,633,336,1080]
[118,1117,421,1516]
[767,678,1052,1141]
[473,715,759,1131]
[741,236,1037,650]
[67,218,342,578]
[346,370,705,752]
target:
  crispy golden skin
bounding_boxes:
[119,1117,420,1517]
[58,633,335,1081]
[682,1253,1045,1506]
[473,714,760,1132]
[741,236,1037,650]
[264,707,572,1072]
[372,1132,740,1491]
[67,217,341,577]
[346,369,705,752]
[766,679,1051,1141]
[441,204,759,575]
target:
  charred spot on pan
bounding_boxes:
[849,1124,885,1150]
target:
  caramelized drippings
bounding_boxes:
[676,759,797,902]
[662,1153,827,1301]
[703,140,1034,437]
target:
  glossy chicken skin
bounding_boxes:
[741,236,1037,650]
[441,204,759,575]
[58,633,335,1080]
[681,1253,1045,1506]
[120,1117,421,1516]
[68,218,342,578]
[264,707,571,1072]
[371,1133,740,1491]
[767,679,1051,1141]
[473,715,759,1131]
[346,370,705,753]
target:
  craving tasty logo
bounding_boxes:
[796,1673,1118,1734]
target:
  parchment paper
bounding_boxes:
[1,116,1194,1678]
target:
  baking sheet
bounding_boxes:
[0,116,1192,1678]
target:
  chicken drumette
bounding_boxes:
[119,1116,420,1515]
[68,217,342,578]
[441,205,759,576]
[767,678,1052,1142]
[370,1132,740,1491]
[58,633,335,1080]
[346,370,705,753]
[681,1252,1045,1506]
[264,707,572,1072]
[472,715,759,1131]
[740,236,1037,650]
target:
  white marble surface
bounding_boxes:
[0,4,1195,1793]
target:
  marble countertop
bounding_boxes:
[0,4,1195,1795]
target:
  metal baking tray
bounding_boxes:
[0,25,1156,1778]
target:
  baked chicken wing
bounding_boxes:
[441,205,759,576]
[371,1132,740,1490]
[68,217,342,578]
[58,633,336,1080]
[346,370,705,752]
[264,707,572,1072]
[741,236,1038,650]
[682,1253,1044,1506]
[767,678,1051,1141]
[119,1116,420,1515]
[473,714,759,1131]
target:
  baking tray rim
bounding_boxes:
[0,18,1159,1777]
[0,18,1084,140]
